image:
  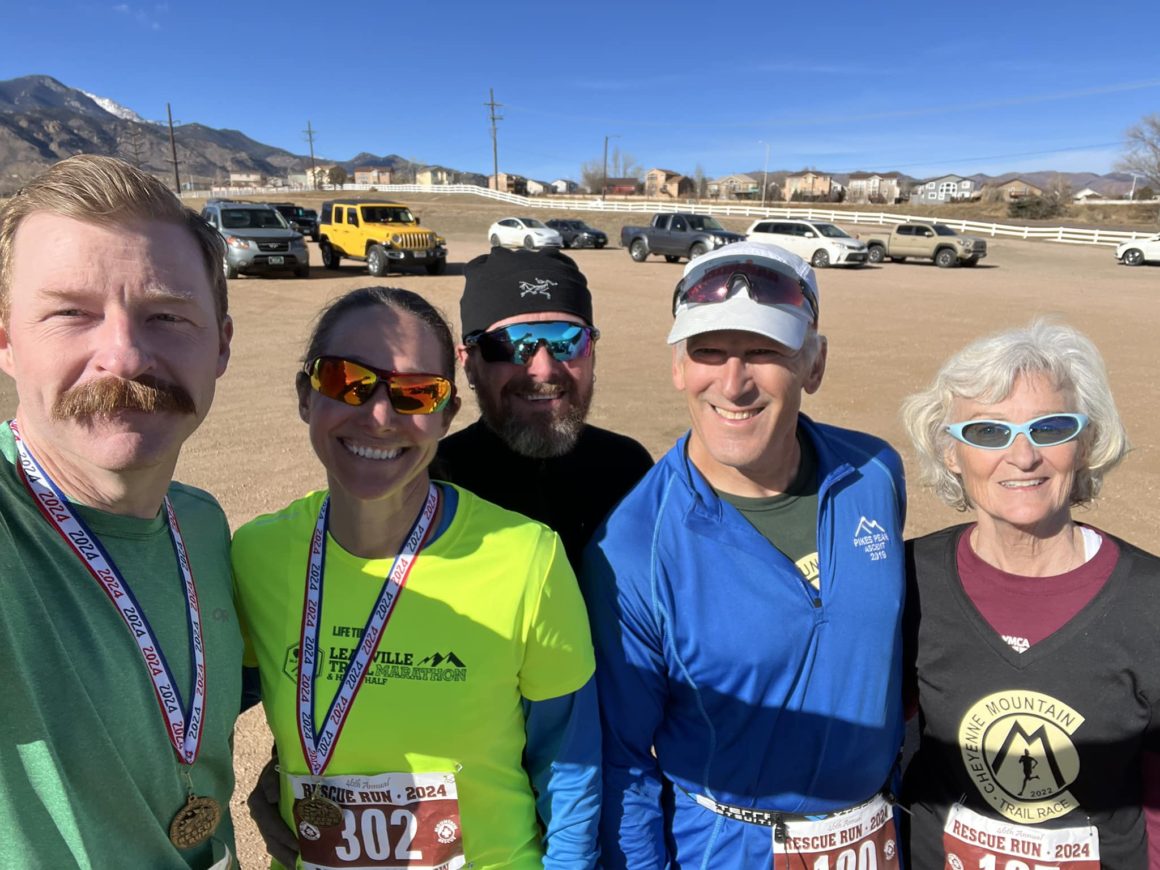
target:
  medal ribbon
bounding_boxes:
[10,421,208,766]
[297,483,439,776]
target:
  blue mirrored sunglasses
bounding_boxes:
[945,413,1089,450]
[464,321,599,365]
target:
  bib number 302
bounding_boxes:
[335,807,421,862]
[291,771,465,869]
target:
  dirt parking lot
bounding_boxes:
[3,195,1158,867]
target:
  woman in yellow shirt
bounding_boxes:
[233,286,599,870]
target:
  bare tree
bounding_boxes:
[579,159,603,193]
[609,147,642,179]
[1117,114,1160,189]
[579,148,643,194]
[327,166,349,186]
[692,163,708,200]
[1044,173,1073,208]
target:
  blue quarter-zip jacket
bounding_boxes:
[580,417,907,869]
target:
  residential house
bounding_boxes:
[910,174,977,204]
[228,170,263,187]
[784,171,833,201]
[416,167,454,186]
[525,179,551,196]
[645,168,695,199]
[488,173,528,195]
[846,172,904,204]
[551,178,578,194]
[1073,187,1103,202]
[354,167,392,185]
[287,172,311,189]
[602,177,641,196]
[709,173,761,200]
[989,178,1043,200]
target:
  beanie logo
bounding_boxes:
[518,277,557,299]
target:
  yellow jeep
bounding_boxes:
[318,199,447,275]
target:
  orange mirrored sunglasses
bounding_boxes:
[306,356,454,414]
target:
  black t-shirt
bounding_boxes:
[433,421,654,571]
[902,525,1160,870]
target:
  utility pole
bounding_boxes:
[485,89,503,190]
[166,103,181,193]
[304,121,318,190]
[760,141,771,209]
[602,134,619,201]
[1129,172,1143,201]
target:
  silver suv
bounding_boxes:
[201,201,309,279]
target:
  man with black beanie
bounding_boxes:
[435,246,653,569]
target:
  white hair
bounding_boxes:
[900,319,1129,511]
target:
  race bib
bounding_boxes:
[771,794,898,870]
[943,804,1099,870]
[289,772,465,870]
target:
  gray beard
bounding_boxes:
[487,404,587,459]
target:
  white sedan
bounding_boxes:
[745,219,867,268]
[487,217,563,250]
[1116,233,1160,266]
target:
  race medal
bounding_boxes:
[169,794,223,850]
[943,803,1100,870]
[770,793,898,870]
[290,772,465,870]
[12,423,219,849]
[298,787,344,829]
[296,486,438,784]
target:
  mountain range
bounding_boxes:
[0,74,1136,197]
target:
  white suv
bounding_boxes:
[1116,233,1160,266]
[745,220,867,268]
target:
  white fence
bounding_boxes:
[194,183,1158,249]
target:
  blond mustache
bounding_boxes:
[52,377,196,420]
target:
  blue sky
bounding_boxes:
[4,0,1159,181]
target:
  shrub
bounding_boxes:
[1008,195,1067,219]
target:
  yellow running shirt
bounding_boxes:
[232,485,595,869]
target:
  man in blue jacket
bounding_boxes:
[581,242,907,869]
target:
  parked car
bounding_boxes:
[744,219,867,268]
[268,202,319,241]
[200,201,309,279]
[1116,233,1160,266]
[545,219,608,249]
[317,199,447,276]
[864,222,986,267]
[620,213,744,263]
[487,217,563,250]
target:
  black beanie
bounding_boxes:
[460,247,593,339]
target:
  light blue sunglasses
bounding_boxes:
[945,413,1088,450]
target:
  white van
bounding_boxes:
[744,220,868,268]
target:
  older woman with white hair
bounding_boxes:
[899,319,1160,869]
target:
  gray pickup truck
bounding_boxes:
[864,221,987,267]
[621,213,745,263]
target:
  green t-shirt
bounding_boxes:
[0,422,241,869]
[232,485,595,870]
[717,429,821,592]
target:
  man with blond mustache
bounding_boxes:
[0,155,240,869]
[582,243,908,869]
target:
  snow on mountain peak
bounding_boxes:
[81,91,155,124]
